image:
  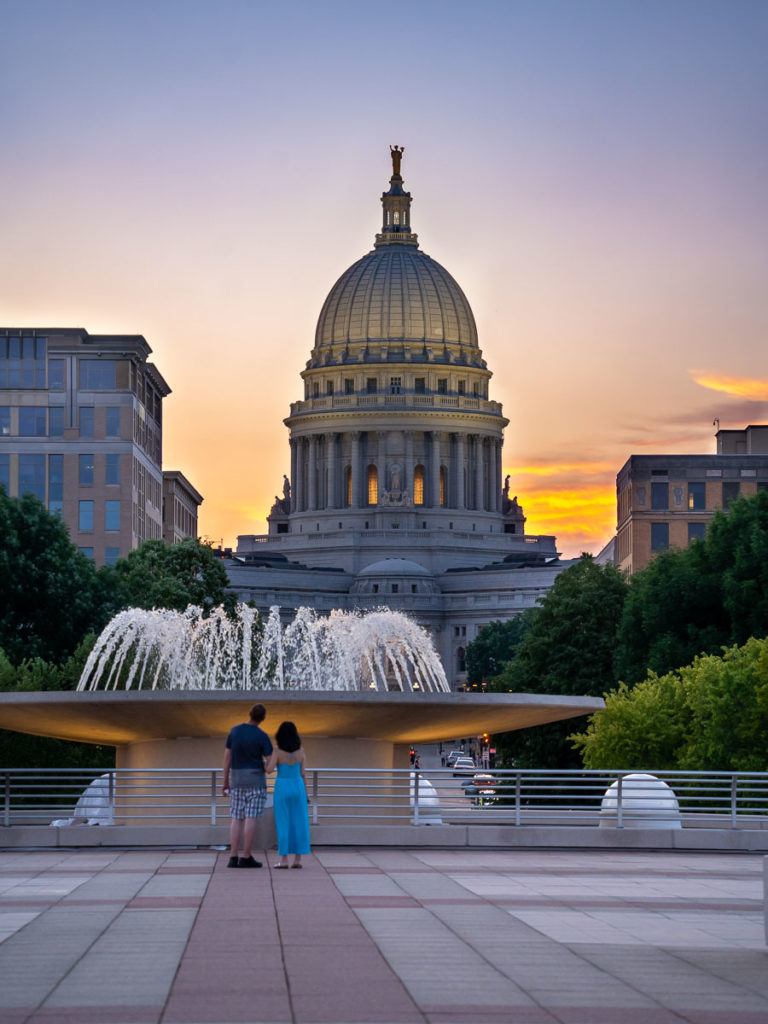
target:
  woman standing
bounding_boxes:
[266,721,311,869]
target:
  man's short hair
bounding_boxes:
[249,703,266,724]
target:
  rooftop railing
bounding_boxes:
[2,768,767,830]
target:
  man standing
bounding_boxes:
[223,703,273,868]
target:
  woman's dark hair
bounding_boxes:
[276,720,301,753]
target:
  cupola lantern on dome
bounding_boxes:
[375,145,418,248]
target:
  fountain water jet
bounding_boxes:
[77,605,450,693]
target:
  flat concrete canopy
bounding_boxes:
[0,690,603,746]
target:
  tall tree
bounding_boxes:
[491,556,627,767]
[112,538,231,613]
[465,611,536,683]
[0,491,111,664]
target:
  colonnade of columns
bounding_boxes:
[290,431,503,514]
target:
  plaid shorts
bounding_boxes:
[229,787,267,820]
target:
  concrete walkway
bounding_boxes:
[0,847,765,1023]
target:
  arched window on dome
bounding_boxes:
[345,466,352,507]
[440,466,447,507]
[367,464,378,506]
[456,646,466,674]
[413,465,425,505]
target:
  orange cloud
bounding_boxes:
[505,460,616,556]
[691,372,768,402]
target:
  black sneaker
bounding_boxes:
[227,856,239,868]
[238,856,262,868]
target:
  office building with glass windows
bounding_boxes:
[615,425,768,574]
[0,327,200,565]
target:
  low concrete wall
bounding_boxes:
[3,824,768,852]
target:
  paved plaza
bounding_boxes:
[0,846,765,1024]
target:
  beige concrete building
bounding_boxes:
[0,328,200,566]
[162,470,203,544]
[615,425,768,574]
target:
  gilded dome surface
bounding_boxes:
[315,246,478,350]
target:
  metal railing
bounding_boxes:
[2,768,767,829]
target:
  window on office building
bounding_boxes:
[651,522,669,552]
[722,481,740,508]
[78,500,94,532]
[48,455,63,515]
[390,377,401,394]
[688,522,706,543]
[106,453,120,485]
[105,500,121,531]
[19,454,45,501]
[78,547,94,560]
[79,454,94,486]
[0,453,9,494]
[48,359,66,389]
[19,407,46,437]
[0,408,9,436]
[104,546,121,567]
[80,360,116,389]
[48,407,64,436]
[105,406,121,437]
[651,482,668,510]
[79,407,94,437]
[0,335,46,388]
[688,482,705,510]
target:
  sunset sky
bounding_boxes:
[2,1,767,556]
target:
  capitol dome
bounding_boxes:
[315,247,478,350]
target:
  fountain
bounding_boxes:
[0,603,603,782]
[77,605,449,694]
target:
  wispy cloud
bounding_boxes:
[691,372,768,402]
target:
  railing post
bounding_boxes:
[211,771,217,826]
[413,770,420,825]
[312,771,319,825]
[730,774,738,829]
[514,773,521,827]
[107,770,115,823]
[617,774,624,829]
[4,773,10,828]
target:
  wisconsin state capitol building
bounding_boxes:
[230,149,572,687]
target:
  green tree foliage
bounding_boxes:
[574,636,768,771]
[465,611,536,683]
[112,538,231,613]
[0,491,112,664]
[490,556,628,767]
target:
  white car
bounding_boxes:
[452,756,477,777]
[445,749,465,767]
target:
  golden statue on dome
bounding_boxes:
[390,145,404,176]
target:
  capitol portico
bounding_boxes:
[232,149,572,685]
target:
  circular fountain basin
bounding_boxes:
[0,689,604,770]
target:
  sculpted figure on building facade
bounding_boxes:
[390,145,404,176]
[283,475,291,502]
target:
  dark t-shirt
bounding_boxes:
[226,723,273,788]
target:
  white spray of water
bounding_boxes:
[76,605,450,693]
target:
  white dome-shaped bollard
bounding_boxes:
[600,773,682,829]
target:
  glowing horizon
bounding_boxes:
[2,3,766,559]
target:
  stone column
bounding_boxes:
[289,438,298,513]
[431,431,442,507]
[350,431,360,508]
[326,433,337,509]
[308,435,317,511]
[294,438,305,513]
[495,440,503,512]
[475,435,485,511]
[404,430,414,499]
[455,433,465,509]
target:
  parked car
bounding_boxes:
[444,750,465,767]
[452,756,477,777]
